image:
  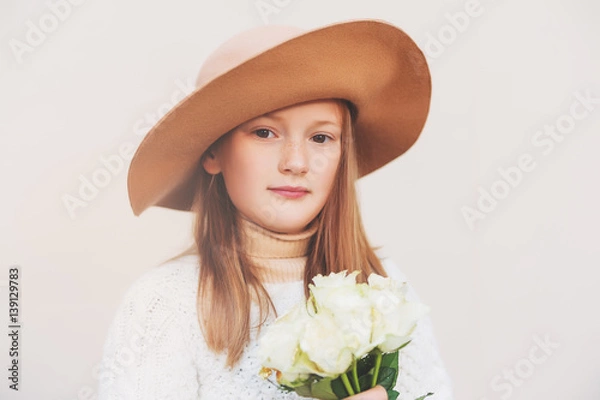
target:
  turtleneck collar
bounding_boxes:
[237,214,318,259]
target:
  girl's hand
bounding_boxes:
[342,385,388,400]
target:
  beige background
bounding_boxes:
[1,0,599,399]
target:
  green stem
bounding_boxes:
[371,351,383,388]
[352,358,360,393]
[341,372,355,396]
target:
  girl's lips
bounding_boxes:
[269,189,309,199]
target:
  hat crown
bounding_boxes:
[196,24,306,89]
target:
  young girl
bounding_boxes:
[98,19,454,400]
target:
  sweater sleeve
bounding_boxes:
[97,265,200,400]
[380,257,455,400]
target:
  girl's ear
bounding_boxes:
[202,149,222,174]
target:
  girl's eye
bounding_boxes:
[253,128,275,139]
[252,129,332,143]
[312,134,332,144]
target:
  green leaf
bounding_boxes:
[380,351,399,389]
[356,352,376,375]
[358,373,373,392]
[376,367,396,390]
[293,383,314,397]
[415,392,435,400]
[381,351,399,369]
[330,376,349,398]
[278,383,295,393]
[387,389,400,400]
[310,377,339,400]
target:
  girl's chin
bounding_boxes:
[256,213,317,233]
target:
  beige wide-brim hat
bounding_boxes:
[127,18,432,216]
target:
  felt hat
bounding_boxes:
[127,18,432,216]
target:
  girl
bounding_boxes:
[98,19,454,400]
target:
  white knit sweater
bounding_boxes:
[97,218,454,400]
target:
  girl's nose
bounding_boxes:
[279,141,309,175]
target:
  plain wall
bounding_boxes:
[1,0,598,399]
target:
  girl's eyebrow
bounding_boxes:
[306,119,341,130]
[251,113,341,130]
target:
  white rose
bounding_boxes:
[309,271,375,358]
[368,273,430,353]
[258,302,319,385]
[311,269,359,285]
[299,308,354,377]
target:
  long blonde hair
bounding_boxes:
[173,98,387,367]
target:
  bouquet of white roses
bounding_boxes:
[258,270,434,400]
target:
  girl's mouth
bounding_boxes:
[268,189,309,199]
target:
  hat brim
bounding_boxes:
[127,19,431,216]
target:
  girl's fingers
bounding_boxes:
[343,385,388,400]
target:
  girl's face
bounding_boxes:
[202,99,343,234]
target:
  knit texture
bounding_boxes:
[97,219,454,399]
